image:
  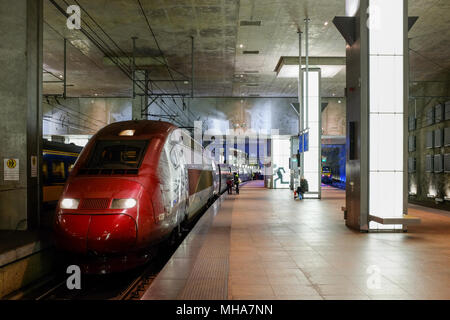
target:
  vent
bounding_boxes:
[243,50,260,55]
[245,83,259,87]
[80,198,110,210]
[249,94,261,97]
[244,70,259,74]
[240,20,262,26]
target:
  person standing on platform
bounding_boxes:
[226,178,233,194]
[234,173,240,195]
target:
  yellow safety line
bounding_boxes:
[43,150,80,157]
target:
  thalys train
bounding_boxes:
[54,120,249,273]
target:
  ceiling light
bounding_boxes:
[338,100,342,104]
[275,56,346,78]
[276,64,344,78]
[346,0,360,17]
[184,81,189,84]
[324,21,329,26]
[239,44,244,48]
[59,75,63,78]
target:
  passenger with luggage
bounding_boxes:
[294,177,309,200]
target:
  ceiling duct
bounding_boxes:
[240,20,262,26]
[243,51,260,55]
[274,56,346,78]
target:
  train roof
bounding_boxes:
[94,120,178,140]
[43,139,83,153]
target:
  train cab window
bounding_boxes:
[68,163,75,173]
[87,140,148,169]
[52,161,66,180]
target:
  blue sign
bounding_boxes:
[299,134,304,153]
[299,132,309,153]
[304,132,309,152]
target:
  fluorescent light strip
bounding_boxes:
[368,0,405,231]
[303,70,321,197]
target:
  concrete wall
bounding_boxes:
[45,97,302,136]
[322,98,346,136]
[44,95,348,142]
[0,0,43,230]
[43,97,131,135]
[408,79,450,211]
[146,97,301,136]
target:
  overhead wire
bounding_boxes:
[48,0,195,128]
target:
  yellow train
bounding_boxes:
[43,140,83,204]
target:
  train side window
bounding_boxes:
[42,161,49,181]
[52,161,66,180]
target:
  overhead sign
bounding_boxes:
[4,158,19,181]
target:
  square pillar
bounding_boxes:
[0,0,43,230]
[302,69,322,199]
[368,0,407,230]
[335,0,410,231]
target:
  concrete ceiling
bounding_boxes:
[42,0,450,98]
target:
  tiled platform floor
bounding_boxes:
[142,181,450,300]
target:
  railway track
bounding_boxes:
[12,194,223,301]
[30,240,178,300]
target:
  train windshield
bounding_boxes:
[87,140,148,169]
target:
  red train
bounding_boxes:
[53,120,238,273]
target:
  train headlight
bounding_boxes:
[111,199,137,209]
[61,198,80,209]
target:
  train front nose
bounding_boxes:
[54,178,144,255]
[54,213,138,254]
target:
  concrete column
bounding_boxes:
[0,0,43,230]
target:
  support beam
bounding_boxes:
[191,36,195,98]
[63,38,67,99]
